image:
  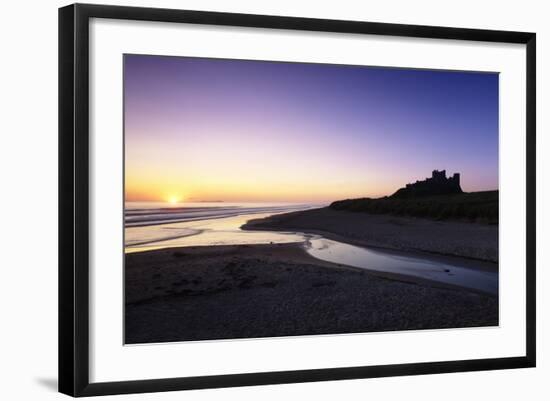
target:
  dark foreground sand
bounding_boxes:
[125,243,497,344]
[243,208,498,262]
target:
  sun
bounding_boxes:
[168,196,180,205]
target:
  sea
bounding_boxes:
[125,201,319,251]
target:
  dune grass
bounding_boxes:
[329,191,498,224]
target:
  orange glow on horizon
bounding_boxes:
[124,179,398,203]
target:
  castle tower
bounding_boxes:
[432,169,446,181]
[452,173,460,185]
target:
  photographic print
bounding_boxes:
[123,54,499,344]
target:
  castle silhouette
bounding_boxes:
[392,170,463,198]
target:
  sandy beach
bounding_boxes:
[243,207,498,262]
[125,242,497,344]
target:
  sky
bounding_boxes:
[124,54,499,203]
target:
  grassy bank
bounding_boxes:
[329,191,498,224]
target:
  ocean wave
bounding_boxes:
[124,204,316,227]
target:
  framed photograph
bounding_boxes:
[59,3,536,397]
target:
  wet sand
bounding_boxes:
[243,207,498,262]
[125,243,498,344]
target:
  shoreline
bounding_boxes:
[125,242,498,344]
[242,207,498,263]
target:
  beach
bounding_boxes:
[124,204,499,343]
[125,241,497,344]
[243,207,498,262]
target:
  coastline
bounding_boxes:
[125,242,497,344]
[242,207,498,263]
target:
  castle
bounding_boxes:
[392,170,463,198]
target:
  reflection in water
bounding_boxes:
[305,237,497,295]
[125,211,497,295]
[125,212,305,252]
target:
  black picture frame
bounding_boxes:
[59,3,536,397]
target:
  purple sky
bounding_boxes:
[124,54,499,203]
